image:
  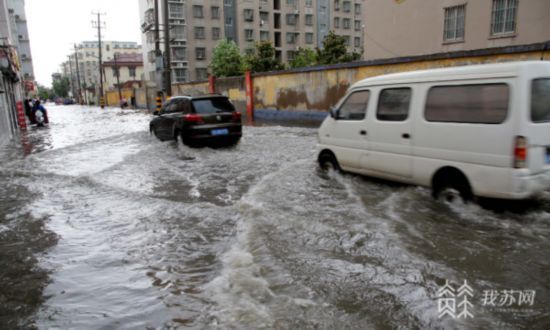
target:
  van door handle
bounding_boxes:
[359,130,367,135]
[402,133,411,139]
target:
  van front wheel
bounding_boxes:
[318,152,340,172]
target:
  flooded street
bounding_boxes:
[1,104,549,328]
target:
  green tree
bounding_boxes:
[37,84,52,100]
[244,41,284,73]
[210,39,244,77]
[289,47,318,69]
[52,76,70,98]
[317,31,362,65]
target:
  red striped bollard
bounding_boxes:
[16,101,27,130]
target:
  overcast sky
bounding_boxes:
[26,0,142,87]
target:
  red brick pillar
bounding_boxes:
[245,71,254,123]
[208,75,216,94]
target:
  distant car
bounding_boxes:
[150,95,242,146]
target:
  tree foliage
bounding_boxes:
[52,76,70,98]
[244,41,284,73]
[37,84,53,100]
[289,47,318,69]
[209,33,362,76]
[317,31,362,65]
[210,39,244,77]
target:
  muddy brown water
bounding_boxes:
[0,105,549,328]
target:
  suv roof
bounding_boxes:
[168,94,227,101]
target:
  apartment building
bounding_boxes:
[363,0,550,60]
[7,0,34,88]
[102,53,144,91]
[62,41,142,101]
[0,0,28,144]
[139,0,364,84]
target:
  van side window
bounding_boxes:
[377,88,411,121]
[425,84,508,124]
[531,79,550,123]
[337,90,369,120]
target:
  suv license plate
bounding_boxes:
[211,128,229,136]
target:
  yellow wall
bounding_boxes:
[227,88,246,102]
[105,89,136,106]
[164,50,550,113]
[173,81,209,96]
[253,51,550,112]
[136,88,147,108]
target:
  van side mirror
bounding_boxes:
[330,107,339,119]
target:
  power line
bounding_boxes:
[363,30,401,58]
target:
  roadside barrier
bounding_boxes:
[16,101,26,130]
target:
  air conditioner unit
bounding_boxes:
[294,9,299,14]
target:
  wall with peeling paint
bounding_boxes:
[105,89,135,106]
[166,43,550,116]
[215,76,246,112]
[253,48,550,113]
[253,70,353,112]
[174,81,209,96]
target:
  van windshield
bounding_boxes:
[531,78,550,123]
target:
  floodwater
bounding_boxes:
[0,105,549,329]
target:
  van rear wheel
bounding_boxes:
[432,173,473,203]
[318,152,340,172]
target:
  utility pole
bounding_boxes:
[114,53,122,105]
[67,56,76,98]
[154,0,160,57]
[163,0,172,97]
[92,12,106,108]
[154,0,163,112]
[74,43,83,105]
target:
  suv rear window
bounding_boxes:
[531,78,550,123]
[192,98,235,114]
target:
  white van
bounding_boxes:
[317,61,550,201]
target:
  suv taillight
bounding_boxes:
[184,114,204,124]
[232,111,241,122]
[514,136,527,168]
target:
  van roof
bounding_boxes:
[351,61,550,88]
